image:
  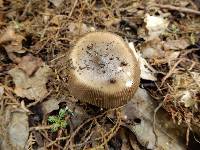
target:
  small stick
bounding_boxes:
[18,0,32,21]
[153,101,164,146]
[30,125,52,131]
[46,137,69,148]
[160,58,184,87]
[152,4,200,15]
[68,0,78,18]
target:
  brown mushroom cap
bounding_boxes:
[68,32,140,108]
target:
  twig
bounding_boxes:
[30,125,52,131]
[63,113,105,149]
[161,58,184,87]
[50,54,66,62]
[19,0,32,21]
[63,108,119,150]
[153,101,163,147]
[181,48,199,57]
[93,110,122,150]
[152,4,200,15]
[68,0,78,18]
[40,131,64,149]
[193,132,200,144]
[46,136,69,148]
[186,125,191,146]
[73,130,94,148]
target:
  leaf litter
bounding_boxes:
[9,64,52,101]
[0,0,200,149]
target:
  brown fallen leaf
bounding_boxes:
[4,35,25,53]
[50,15,64,26]
[49,0,64,7]
[141,38,165,59]
[8,111,29,149]
[128,133,142,150]
[122,88,186,149]
[0,27,25,62]
[41,99,60,115]
[163,38,190,50]
[9,65,52,101]
[119,128,132,150]
[18,54,43,76]
[104,18,121,27]
[1,106,29,150]
[0,27,16,44]
[153,51,181,65]
[0,27,25,53]
[68,23,95,35]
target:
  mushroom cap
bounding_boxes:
[68,32,140,108]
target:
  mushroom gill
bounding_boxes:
[68,32,140,108]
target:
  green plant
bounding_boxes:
[190,33,196,45]
[48,107,73,132]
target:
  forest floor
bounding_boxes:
[0,0,200,150]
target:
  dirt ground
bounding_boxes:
[0,0,200,150]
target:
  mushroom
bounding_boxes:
[68,32,140,108]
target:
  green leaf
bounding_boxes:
[190,33,196,45]
[48,108,70,132]
[59,108,66,119]
[60,120,68,128]
[51,123,60,132]
[48,116,59,123]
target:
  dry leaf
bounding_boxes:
[104,18,121,27]
[49,0,64,7]
[18,54,43,76]
[122,88,186,149]
[0,27,15,43]
[128,133,142,150]
[119,129,132,150]
[142,38,165,59]
[172,72,199,108]
[180,91,196,107]
[68,23,95,35]
[8,111,29,149]
[9,65,52,101]
[129,118,156,149]
[145,14,169,40]
[0,27,25,62]
[166,51,180,61]
[0,27,25,53]
[70,106,89,129]
[4,35,25,53]
[174,72,200,88]
[50,15,64,26]
[163,39,190,50]
[153,51,180,65]
[129,42,157,81]
[41,99,60,115]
